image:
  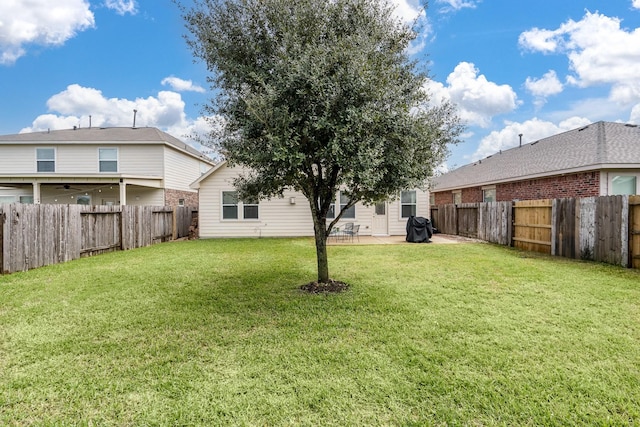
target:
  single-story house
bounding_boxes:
[431,121,640,204]
[190,161,429,237]
[0,126,214,206]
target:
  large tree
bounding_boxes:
[181,0,463,285]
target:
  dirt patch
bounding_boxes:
[300,279,350,294]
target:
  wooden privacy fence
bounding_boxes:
[0,204,197,275]
[430,201,512,245]
[431,195,640,269]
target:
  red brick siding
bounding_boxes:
[165,189,199,207]
[434,191,454,205]
[432,171,600,204]
[497,172,599,201]
[462,187,483,203]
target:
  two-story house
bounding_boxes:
[0,127,214,206]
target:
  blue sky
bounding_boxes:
[1,0,640,169]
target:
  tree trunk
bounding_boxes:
[312,215,330,283]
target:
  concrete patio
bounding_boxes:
[327,234,480,245]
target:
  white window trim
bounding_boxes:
[608,172,639,196]
[482,185,496,203]
[221,190,260,221]
[98,147,119,173]
[36,147,56,173]
[326,191,355,220]
[452,190,462,205]
[400,190,417,219]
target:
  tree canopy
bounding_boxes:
[181,0,463,284]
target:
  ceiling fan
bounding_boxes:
[55,184,83,191]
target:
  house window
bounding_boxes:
[326,192,355,219]
[612,175,637,195]
[222,191,239,219]
[19,195,34,204]
[483,187,496,202]
[429,193,435,206]
[243,198,259,219]
[0,196,16,204]
[401,190,417,218]
[178,198,185,207]
[76,195,91,205]
[99,148,118,172]
[36,148,55,172]
[453,191,462,204]
[339,192,355,219]
[222,191,259,220]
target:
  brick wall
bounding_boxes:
[497,172,599,201]
[432,171,600,204]
[462,187,483,203]
[165,189,199,207]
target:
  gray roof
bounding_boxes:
[0,127,213,163]
[432,121,640,191]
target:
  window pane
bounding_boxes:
[0,196,17,204]
[402,205,416,218]
[76,195,91,205]
[401,191,416,203]
[222,191,238,204]
[99,148,118,160]
[483,189,496,202]
[37,161,55,172]
[453,192,461,204]
[327,204,335,219]
[37,148,54,160]
[99,161,118,172]
[612,176,636,195]
[223,205,238,219]
[243,205,259,219]
[375,202,385,215]
[19,196,34,204]
[342,205,355,219]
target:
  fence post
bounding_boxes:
[172,207,178,241]
[0,206,4,274]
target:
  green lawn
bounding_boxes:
[1,238,639,425]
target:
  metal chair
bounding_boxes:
[344,224,360,242]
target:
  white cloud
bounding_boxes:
[471,117,592,161]
[525,70,563,97]
[105,0,137,15]
[525,70,564,108]
[20,84,214,150]
[436,0,480,12]
[519,11,640,104]
[633,0,640,10]
[161,76,206,93]
[0,0,94,65]
[425,62,519,127]
[389,0,424,24]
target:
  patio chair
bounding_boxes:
[344,224,360,242]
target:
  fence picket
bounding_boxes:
[0,204,196,275]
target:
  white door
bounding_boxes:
[372,202,388,235]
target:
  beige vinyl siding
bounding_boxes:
[164,147,208,192]
[0,144,165,175]
[198,163,314,238]
[387,189,430,236]
[0,145,39,173]
[117,145,164,176]
[197,162,430,238]
[125,187,165,205]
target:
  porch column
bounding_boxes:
[119,180,127,206]
[32,182,41,204]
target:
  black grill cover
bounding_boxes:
[405,216,433,243]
